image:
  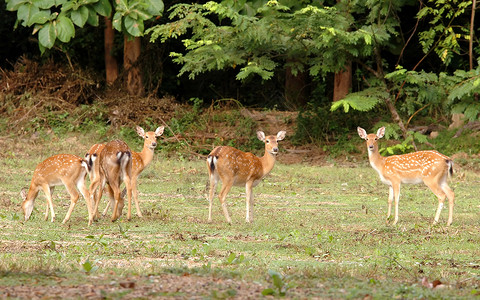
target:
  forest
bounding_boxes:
[2,0,480,298]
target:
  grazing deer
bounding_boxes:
[90,139,134,221]
[21,154,94,225]
[100,126,164,217]
[207,130,286,223]
[357,126,455,225]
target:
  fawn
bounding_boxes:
[21,154,94,225]
[357,126,455,225]
[207,130,286,223]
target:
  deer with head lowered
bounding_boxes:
[357,126,455,226]
[207,130,286,223]
[21,154,94,225]
[88,139,134,221]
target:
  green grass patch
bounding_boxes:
[0,139,479,298]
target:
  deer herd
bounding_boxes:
[20,125,456,227]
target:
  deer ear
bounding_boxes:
[357,127,367,139]
[155,126,165,137]
[257,131,265,142]
[376,127,385,139]
[136,126,145,138]
[276,131,286,141]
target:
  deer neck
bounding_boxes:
[138,144,155,167]
[368,146,385,173]
[260,149,277,178]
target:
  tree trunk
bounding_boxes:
[124,36,143,96]
[333,62,352,101]
[285,65,307,108]
[104,17,118,85]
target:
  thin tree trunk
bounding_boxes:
[124,36,143,96]
[333,62,352,101]
[104,17,118,85]
[470,0,476,70]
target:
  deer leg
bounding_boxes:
[132,178,142,218]
[44,186,55,221]
[62,182,80,224]
[42,184,55,222]
[441,183,455,226]
[245,181,254,223]
[124,175,133,221]
[111,186,121,222]
[218,180,233,224]
[102,185,114,217]
[424,179,447,225]
[89,176,102,219]
[208,174,218,222]
[392,183,401,225]
[77,178,93,226]
[386,186,393,223]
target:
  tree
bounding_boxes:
[6,0,164,95]
[147,1,388,107]
[331,0,480,149]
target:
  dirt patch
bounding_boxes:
[0,273,266,299]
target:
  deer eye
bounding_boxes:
[266,140,270,143]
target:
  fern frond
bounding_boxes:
[330,87,387,113]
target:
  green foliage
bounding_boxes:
[295,99,381,147]
[147,1,391,81]
[445,67,480,121]
[330,87,387,113]
[417,0,473,65]
[262,270,289,297]
[6,0,163,52]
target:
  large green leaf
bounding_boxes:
[144,0,164,16]
[32,0,56,9]
[17,4,39,26]
[71,5,89,27]
[86,7,99,26]
[55,15,75,42]
[6,0,29,11]
[124,15,143,36]
[38,22,56,48]
[112,11,122,31]
[28,9,51,25]
[93,0,111,17]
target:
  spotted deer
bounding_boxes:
[100,126,164,217]
[207,131,286,223]
[357,126,455,225]
[21,154,94,225]
[89,139,134,221]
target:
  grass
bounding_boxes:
[1,136,480,298]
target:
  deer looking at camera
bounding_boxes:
[357,126,455,226]
[21,154,94,225]
[86,126,164,220]
[207,130,286,223]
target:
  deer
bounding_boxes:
[101,126,164,217]
[86,126,164,219]
[21,154,94,225]
[207,130,286,223]
[89,139,134,221]
[357,126,455,226]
